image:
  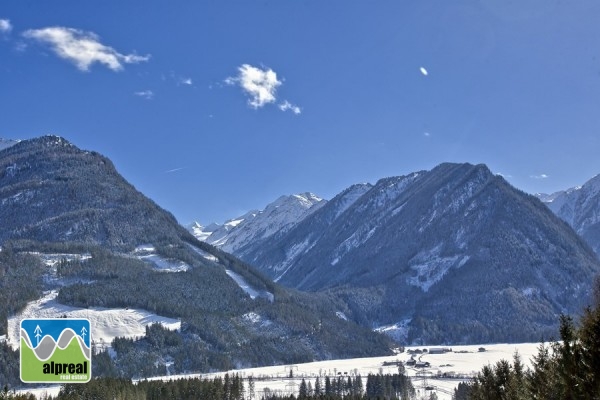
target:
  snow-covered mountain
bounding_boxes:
[0,135,394,377]
[202,163,600,344]
[191,192,325,255]
[536,174,600,255]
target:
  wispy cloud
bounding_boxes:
[420,66,428,76]
[180,77,193,86]
[225,64,282,109]
[0,19,12,34]
[22,26,150,71]
[134,90,154,100]
[279,100,301,115]
[530,173,549,179]
[165,167,186,173]
[423,132,431,137]
[495,172,513,178]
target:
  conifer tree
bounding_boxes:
[299,379,308,399]
[314,377,322,396]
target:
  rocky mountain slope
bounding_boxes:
[203,163,600,344]
[192,192,324,255]
[0,136,393,379]
[536,174,600,255]
[0,135,193,250]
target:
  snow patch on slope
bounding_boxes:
[7,291,180,350]
[134,245,189,272]
[406,245,469,292]
[331,226,377,266]
[273,237,317,281]
[186,243,219,262]
[225,270,274,302]
[242,312,272,328]
[336,311,349,321]
[374,319,411,343]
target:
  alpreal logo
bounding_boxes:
[20,318,91,383]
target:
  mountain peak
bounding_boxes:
[23,135,74,149]
[223,162,600,344]
[538,172,600,254]
[191,192,326,254]
[0,137,183,250]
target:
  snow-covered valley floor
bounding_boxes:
[8,253,540,400]
[146,342,540,400]
[16,342,541,399]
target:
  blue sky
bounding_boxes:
[1,1,599,224]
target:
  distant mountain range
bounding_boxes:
[193,163,600,344]
[0,136,393,378]
[536,174,600,256]
[190,192,324,254]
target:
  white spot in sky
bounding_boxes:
[530,174,549,179]
[420,67,428,76]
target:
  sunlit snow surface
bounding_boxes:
[7,290,181,351]
[226,269,274,302]
[144,342,541,400]
[18,342,541,399]
[134,245,189,272]
[186,243,219,262]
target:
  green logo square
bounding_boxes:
[20,318,91,383]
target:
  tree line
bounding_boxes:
[456,277,600,400]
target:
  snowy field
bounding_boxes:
[144,342,540,400]
[16,342,541,399]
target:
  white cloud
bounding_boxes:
[279,100,301,115]
[495,172,513,178]
[22,26,150,71]
[225,64,282,108]
[0,19,12,33]
[165,167,186,173]
[423,132,431,137]
[181,78,193,85]
[420,67,428,76]
[134,90,154,100]
[530,174,549,179]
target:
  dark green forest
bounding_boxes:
[455,277,600,400]
[0,240,393,387]
[0,373,415,400]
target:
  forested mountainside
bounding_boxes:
[0,136,393,386]
[201,163,600,344]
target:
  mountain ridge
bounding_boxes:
[536,174,600,255]
[195,162,600,344]
[0,135,395,378]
